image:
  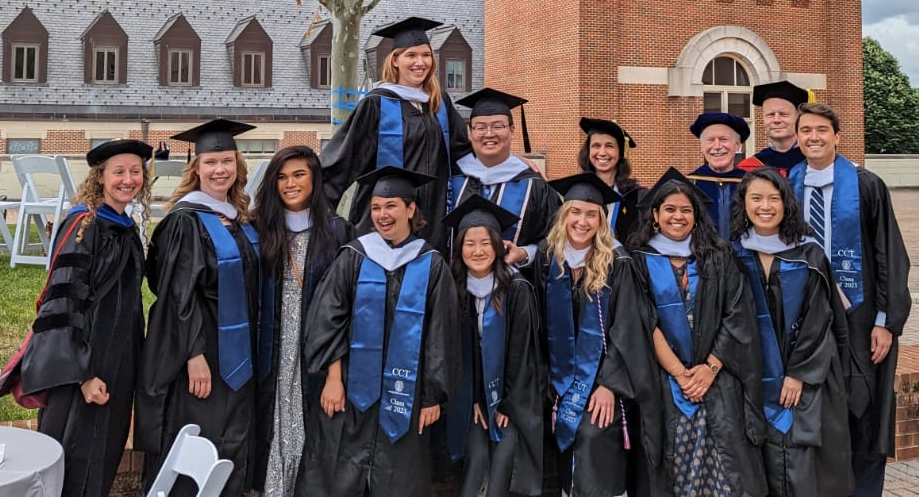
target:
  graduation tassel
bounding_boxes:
[187,147,192,163]
[551,394,559,433]
[619,398,632,450]
[519,104,531,154]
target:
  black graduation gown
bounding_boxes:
[532,245,646,497]
[819,167,911,457]
[253,215,354,491]
[612,184,644,244]
[630,246,768,496]
[736,242,853,496]
[687,164,746,238]
[135,203,260,497]
[22,209,144,497]
[299,238,461,497]
[453,167,561,251]
[320,88,471,254]
[737,146,805,174]
[451,274,544,497]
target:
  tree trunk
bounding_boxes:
[329,7,362,132]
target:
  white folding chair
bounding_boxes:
[131,159,187,247]
[146,424,234,497]
[0,198,17,252]
[244,159,269,204]
[8,155,75,267]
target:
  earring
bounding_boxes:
[652,221,660,232]
[744,217,750,228]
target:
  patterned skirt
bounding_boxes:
[671,404,732,496]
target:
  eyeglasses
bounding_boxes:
[470,123,510,134]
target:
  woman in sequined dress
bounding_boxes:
[626,168,767,496]
[250,145,353,495]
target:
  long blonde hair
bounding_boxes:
[166,150,250,223]
[546,200,614,296]
[381,45,442,114]
[71,159,152,243]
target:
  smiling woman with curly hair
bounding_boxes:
[21,139,152,497]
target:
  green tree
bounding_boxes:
[863,37,919,154]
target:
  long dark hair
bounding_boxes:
[729,167,813,244]
[627,179,726,265]
[252,145,337,280]
[578,132,638,192]
[450,225,514,316]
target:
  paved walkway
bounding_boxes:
[886,189,919,493]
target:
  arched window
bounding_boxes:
[701,55,753,158]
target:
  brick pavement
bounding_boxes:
[887,189,919,492]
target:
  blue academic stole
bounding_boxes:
[480,295,508,442]
[789,157,864,311]
[606,200,621,236]
[735,246,808,433]
[378,96,454,212]
[196,212,259,391]
[449,176,531,243]
[546,258,608,451]
[347,252,434,443]
[644,252,700,419]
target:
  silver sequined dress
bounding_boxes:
[264,229,309,495]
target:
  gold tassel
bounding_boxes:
[806,89,817,103]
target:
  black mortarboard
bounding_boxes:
[457,87,532,153]
[170,118,256,155]
[637,167,713,208]
[86,139,153,167]
[549,173,621,206]
[355,166,435,199]
[443,194,519,234]
[752,80,814,107]
[579,117,637,159]
[689,112,750,142]
[372,17,442,49]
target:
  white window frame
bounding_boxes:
[702,56,754,157]
[445,59,465,91]
[241,51,265,87]
[12,43,40,83]
[93,46,119,84]
[168,49,193,86]
[318,53,331,88]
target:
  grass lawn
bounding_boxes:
[0,244,156,421]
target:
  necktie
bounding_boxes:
[809,187,826,246]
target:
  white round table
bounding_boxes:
[0,426,64,496]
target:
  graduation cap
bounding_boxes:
[170,118,256,156]
[372,17,443,49]
[355,166,435,199]
[549,173,621,206]
[689,112,750,142]
[579,117,636,159]
[637,167,713,209]
[443,194,519,234]
[457,87,532,154]
[86,139,153,167]
[752,80,815,108]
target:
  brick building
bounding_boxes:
[483,0,864,184]
[0,0,483,184]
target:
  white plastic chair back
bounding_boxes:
[146,424,234,497]
[8,155,74,267]
[0,157,17,251]
[244,159,269,204]
[147,159,188,218]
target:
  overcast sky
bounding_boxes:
[863,0,919,87]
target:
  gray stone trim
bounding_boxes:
[668,25,781,97]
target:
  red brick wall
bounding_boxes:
[484,0,865,183]
[40,130,87,154]
[280,130,321,151]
